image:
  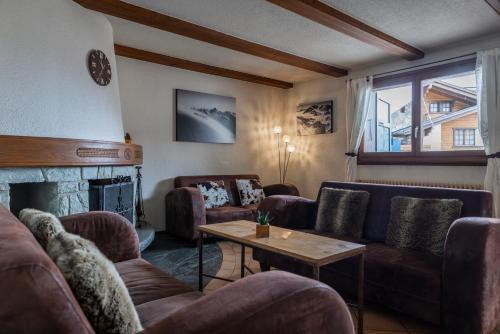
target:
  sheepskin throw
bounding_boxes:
[19,208,65,249]
[386,196,463,256]
[314,187,370,238]
[236,179,266,206]
[47,232,143,334]
[197,180,230,209]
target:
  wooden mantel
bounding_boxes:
[0,135,143,167]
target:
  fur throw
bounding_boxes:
[47,232,143,334]
[236,179,265,206]
[315,187,370,238]
[19,208,65,249]
[386,196,463,256]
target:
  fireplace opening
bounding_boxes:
[9,182,58,217]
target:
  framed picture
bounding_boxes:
[175,89,236,144]
[296,100,333,136]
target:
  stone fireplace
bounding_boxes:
[0,166,136,222]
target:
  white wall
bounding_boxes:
[283,76,347,199]
[117,57,286,230]
[0,0,124,142]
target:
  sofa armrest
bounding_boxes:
[443,217,500,334]
[60,211,140,263]
[258,195,316,229]
[263,183,300,197]
[142,271,354,334]
[165,187,206,242]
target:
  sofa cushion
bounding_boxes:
[315,188,369,238]
[236,179,266,206]
[115,258,194,306]
[196,180,230,209]
[317,181,492,242]
[47,232,143,334]
[19,208,65,249]
[205,206,254,224]
[135,291,202,328]
[386,196,463,256]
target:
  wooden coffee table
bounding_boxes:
[197,220,366,334]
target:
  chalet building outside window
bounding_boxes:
[359,59,486,166]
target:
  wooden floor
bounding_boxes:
[205,241,500,334]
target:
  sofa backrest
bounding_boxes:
[318,182,493,242]
[175,174,260,206]
[0,205,95,334]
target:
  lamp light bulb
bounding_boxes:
[287,145,296,153]
[282,135,291,143]
[272,126,282,134]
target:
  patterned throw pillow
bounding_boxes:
[314,187,370,238]
[19,208,65,249]
[197,180,230,209]
[47,232,143,334]
[236,179,266,206]
[386,196,463,256]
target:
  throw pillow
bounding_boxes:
[19,208,65,249]
[47,232,143,334]
[236,179,266,206]
[197,180,230,209]
[314,187,370,238]
[386,196,463,256]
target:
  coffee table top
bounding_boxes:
[198,220,366,266]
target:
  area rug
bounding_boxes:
[141,232,222,289]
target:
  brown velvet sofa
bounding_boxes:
[254,181,500,334]
[0,204,355,334]
[165,174,299,241]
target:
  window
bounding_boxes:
[429,101,452,113]
[430,102,439,113]
[363,83,412,153]
[441,101,452,113]
[454,129,476,146]
[359,59,486,165]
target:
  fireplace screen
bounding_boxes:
[89,179,134,224]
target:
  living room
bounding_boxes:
[1,0,499,333]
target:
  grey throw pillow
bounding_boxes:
[314,187,370,238]
[19,208,65,249]
[47,232,143,334]
[386,196,463,256]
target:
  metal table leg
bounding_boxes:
[241,244,245,278]
[357,253,364,334]
[198,233,203,292]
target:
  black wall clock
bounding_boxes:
[87,50,112,86]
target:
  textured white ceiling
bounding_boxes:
[110,0,500,83]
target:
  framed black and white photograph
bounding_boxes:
[176,89,236,144]
[296,100,333,136]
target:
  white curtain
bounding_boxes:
[476,48,500,218]
[345,77,373,182]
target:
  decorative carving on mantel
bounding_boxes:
[0,135,143,167]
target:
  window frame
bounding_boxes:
[358,58,486,166]
[453,128,476,147]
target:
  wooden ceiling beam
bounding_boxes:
[114,44,293,89]
[485,0,500,15]
[266,0,424,61]
[74,0,347,77]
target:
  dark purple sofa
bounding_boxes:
[165,174,299,241]
[254,181,500,334]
